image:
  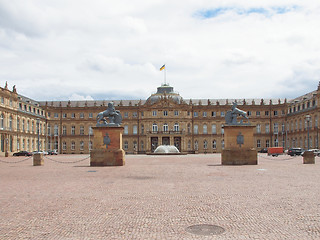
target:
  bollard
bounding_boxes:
[33,153,44,166]
[303,150,315,164]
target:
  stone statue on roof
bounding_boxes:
[96,102,122,127]
[225,102,249,125]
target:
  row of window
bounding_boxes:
[47,125,93,136]
[19,103,44,116]
[289,99,316,114]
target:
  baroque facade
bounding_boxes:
[0,82,319,156]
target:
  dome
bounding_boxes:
[154,145,180,154]
[146,84,182,104]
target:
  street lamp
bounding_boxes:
[37,118,40,152]
[306,115,311,150]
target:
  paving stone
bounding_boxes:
[0,154,319,239]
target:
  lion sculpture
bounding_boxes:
[96,102,122,127]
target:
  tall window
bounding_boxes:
[133,125,138,135]
[71,126,75,135]
[212,140,217,149]
[152,111,157,116]
[62,126,67,135]
[141,124,144,134]
[54,124,59,136]
[212,124,217,134]
[17,118,20,131]
[152,123,158,132]
[163,123,168,132]
[80,141,84,150]
[194,140,199,150]
[141,141,144,151]
[273,123,278,134]
[187,124,191,134]
[266,139,270,148]
[163,110,168,116]
[47,124,51,135]
[80,126,84,135]
[174,110,179,116]
[9,116,12,130]
[257,139,261,148]
[71,141,75,150]
[256,124,261,133]
[124,141,128,150]
[203,124,207,134]
[80,113,84,118]
[89,113,93,118]
[265,124,270,133]
[204,140,208,149]
[174,123,179,132]
[124,125,128,135]
[89,126,93,135]
[194,125,198,134]
[203,112,207,117]
[62,142,67,150]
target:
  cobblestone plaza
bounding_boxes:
[1,154,320,239]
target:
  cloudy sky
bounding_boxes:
[1,0,320,101]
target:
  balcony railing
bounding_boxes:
[147,130,184,134]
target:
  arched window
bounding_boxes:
[211,124,216,134]
[203,124,207,134]
[9,116,12,130]
[212,140,217,149]
[163,123,168,133]
[204,140,208,149]
[152,123,158,132]
[187,123,191,134]
[194,140,199,150]
[188,140,191,150]
[0,114,4,129]
[80,141,84,150]
[194,125,198,134]
[174,123,179,132]
[71,141,75,150]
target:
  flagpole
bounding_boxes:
[164,65,166,85]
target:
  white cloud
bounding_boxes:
[0,0,320,101]
[68,93,94,101]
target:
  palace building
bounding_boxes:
[0,82,319,156]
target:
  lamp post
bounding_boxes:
[306,115,311,150]
[37,118,40,152]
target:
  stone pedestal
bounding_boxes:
[33,153,44,166]
[90,127,125,166]
[221,125,257,165]
[303,150,315,164]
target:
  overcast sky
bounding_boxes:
[1,0,320,101]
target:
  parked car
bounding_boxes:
[13,151,32,156]
[259,148,268,153]
[287,148,304,156]
[32,151,49,155]
[309,149,320,156]
[48,150,58,155]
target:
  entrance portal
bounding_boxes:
[151,137,158,152]
[174,137,181,151]
[162,137,170,145]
